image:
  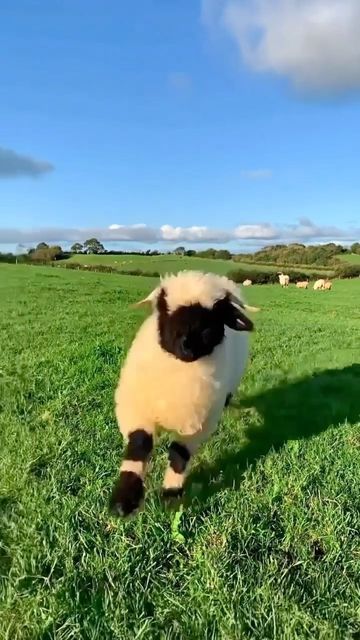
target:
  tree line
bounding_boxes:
[1,239,359,267]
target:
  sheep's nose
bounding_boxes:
[180,335,189,350]
[180,335,193,355]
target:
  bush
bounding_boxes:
[334,264,360,279]
[227,268,330,285]
[232,242,349,267]
[228,269,277,285]
[59,262,160,278]
[30,245,65,262]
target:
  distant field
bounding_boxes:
[66,253,333,276]
[1,263,359,639]
[340,253,360,264]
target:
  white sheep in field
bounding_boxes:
[324,280,332,290]
[278,273,290,287]
[110,271,259,516]
[243,279,252,286]
[313,279,326,290]
[296,280,309,289]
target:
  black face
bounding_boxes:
[157,288,253,362]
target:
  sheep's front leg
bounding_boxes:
[110,429,153,516]
[161,427,215,499]
[162,441,192,499]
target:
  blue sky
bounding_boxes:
[1,0,360,251]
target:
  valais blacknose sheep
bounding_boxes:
[110,271,259,516]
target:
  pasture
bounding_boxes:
[65,252,333,276]
[341,253,360,265]
[1,264,359,639]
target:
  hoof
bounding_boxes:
[109,472,144,517]
[161,487,184,500]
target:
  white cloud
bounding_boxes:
[168,72,192,91]
[160,224,231,242]
[241,169,272,180]
[202,0,360,94]
[0,219,358,245]
[234,223,277,239]
[0,147,54,178]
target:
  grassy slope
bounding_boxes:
[340,253,360,264]
[66,252,266,274]
[66,253,332,276]
[1,264,359,640]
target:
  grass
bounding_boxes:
[340,253,360,265]
[65,252,333,276]
[1,263,359,639]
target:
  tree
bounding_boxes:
[350,242,360,255]
[83,238,105,254]
[49,245,64,260]
[71,242,83,254]
[36,242,49,250]
[30,245,64,262]
[215,249,231,260]
[174,246,186,256]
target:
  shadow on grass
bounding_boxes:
[188,364,360,502]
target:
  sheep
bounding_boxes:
[109,271,259,516]
[296,280,309,289]
[278,273,290,287]
[243,279,252,286]
[313,279,326,290]
[324,280,332,290]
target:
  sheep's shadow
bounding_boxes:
[188,364,360,502]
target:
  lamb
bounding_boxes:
[313,279,326,290]
[243,279,252,286]
[110,271,258,516]
[324,280,332,290]
[296,280,309,289]
[278,273,290,287]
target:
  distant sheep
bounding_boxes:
[243,279,252,286]
[313,279,326,290]
[324,280,332,290]
[110,271,259,517]
[278,273,290,287]
[296,280,309,289]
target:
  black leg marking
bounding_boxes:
[161,442,190,501]
[162,486,184,500]
[109,472,144,516]
[225,393,233,407]
[125,429,153,461]
[168,441,190,474]
[109,429,153,517]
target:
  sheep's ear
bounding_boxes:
[243,304,260,313]
[131,287,160,308]
[215,295,256,332]
[229,293,260,314]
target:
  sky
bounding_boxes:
[1,0,360,252]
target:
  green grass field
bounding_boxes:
[66,252,332,276]
[341,253,360,265]
[1,264,359,639]
[66,252,272,275]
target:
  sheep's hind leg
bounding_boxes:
[110,428,153,517]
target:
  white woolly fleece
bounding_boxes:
[115,271,251,439]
